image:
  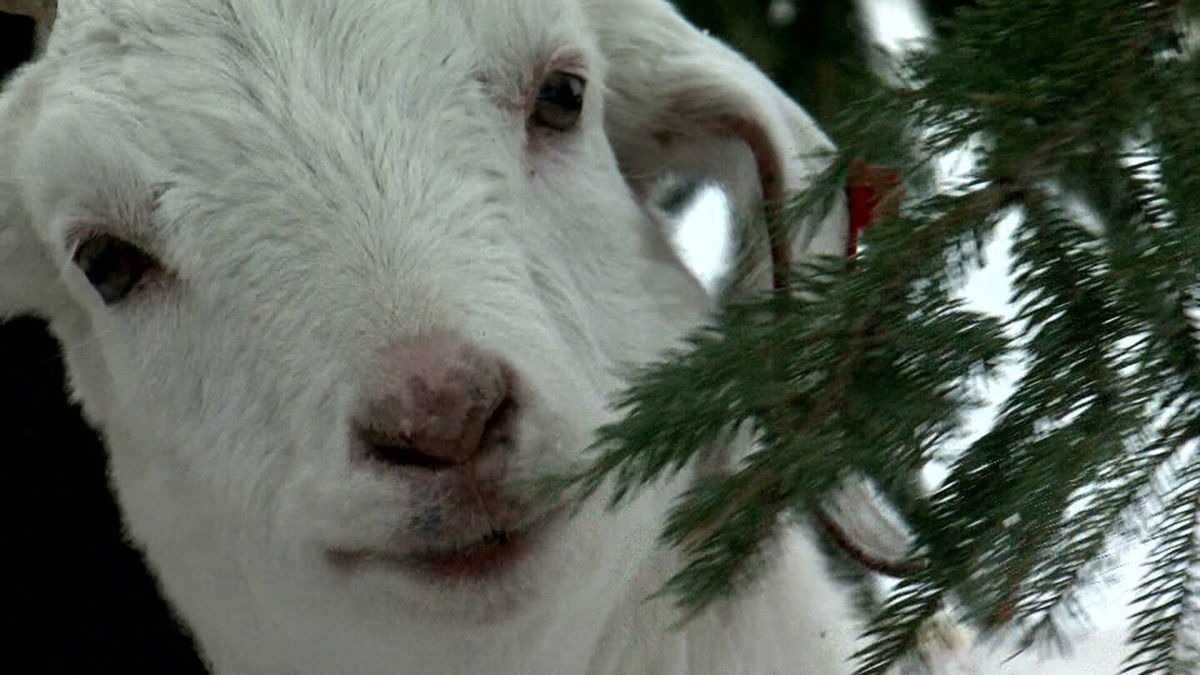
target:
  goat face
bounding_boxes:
[0,1,843,672]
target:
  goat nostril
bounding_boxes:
[371,446,460,470]
[355,393,518,471]
[352,337,520,471]
[356,427,461,470]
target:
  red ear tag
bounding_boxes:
[845,159,903,257]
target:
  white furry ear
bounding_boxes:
[589,0,847,289]
[0,101,67,319]
[0,3,67,319]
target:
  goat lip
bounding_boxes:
[327,532,531,581]
[326,505,566,581]
[402,529,531,580]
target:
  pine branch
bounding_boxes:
[1124,452,1200,674]
[563,1,1200,671]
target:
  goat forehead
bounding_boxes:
[104,0,594,136]
[41,0,604,245]
[94,0,593,89]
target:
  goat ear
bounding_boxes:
[0,193,65,320]
[590,0,847,290]
[0,1,66,319]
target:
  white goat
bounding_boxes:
[1,1,867,673]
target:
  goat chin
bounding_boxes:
[133,473,863,675]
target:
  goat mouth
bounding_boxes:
[404,529,528,579]
[326,507,564,582]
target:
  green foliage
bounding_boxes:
[564,1,1200,673]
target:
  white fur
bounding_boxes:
[0,1,862,673]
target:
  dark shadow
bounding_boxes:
[4,318,208,673]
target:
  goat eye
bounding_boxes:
[72,234,161,305]
[532,71,585,132]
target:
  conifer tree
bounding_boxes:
[562,2,1199,672]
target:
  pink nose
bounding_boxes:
[352,335,515,470]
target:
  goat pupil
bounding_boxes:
[532,71,584,131]
[74,235,158,305]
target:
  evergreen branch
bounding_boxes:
[1123,452,1200,674]
[854,578,946,675]
[1014,438,1179,653]
[567,1,1200,671]
[666,180,1023,576]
